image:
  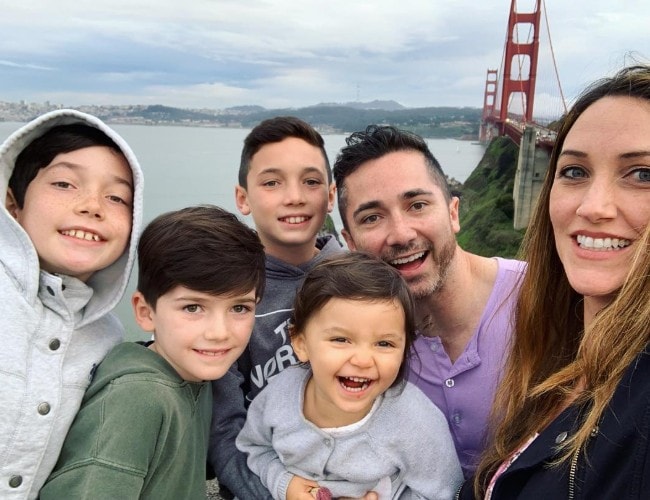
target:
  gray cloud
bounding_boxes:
[0,0,648,114]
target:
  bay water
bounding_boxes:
[0,122,485,340]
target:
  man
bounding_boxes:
[333,125,525,477]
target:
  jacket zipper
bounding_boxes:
[568,448,579,500]
[568,426,599,500]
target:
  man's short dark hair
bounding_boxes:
[238,116,331,188]
[333,125,451,230]
[137,205,266,308]
[9,124,122,208]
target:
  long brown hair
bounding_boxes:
[474,65,650,495]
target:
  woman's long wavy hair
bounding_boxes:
[474,64,650,496]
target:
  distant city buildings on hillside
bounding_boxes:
[0,100,482,140]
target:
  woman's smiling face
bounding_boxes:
[550,96,650,318]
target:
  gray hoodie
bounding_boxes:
[0,110,144,499]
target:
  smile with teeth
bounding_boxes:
[60,229,102,242]
[280,216,309,224]
[389,251,426,266]
[339,376,373,392]
[576,234,631,251]
[194,349,228,357]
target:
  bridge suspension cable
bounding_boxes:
[542,0,567,115]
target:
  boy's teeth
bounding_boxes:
[284,216,307,224]
[62,229,100,241]
[576,234,630,251]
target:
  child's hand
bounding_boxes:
[338,493,379,500]
[309,486,332,500]
[286,475,319,500]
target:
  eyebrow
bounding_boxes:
[49,161,133,191]
[256,165,326,176]
[351,188,435,220]
[173,294,257,303]
[560,149,650,160]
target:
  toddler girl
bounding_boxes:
[237,252,462,499]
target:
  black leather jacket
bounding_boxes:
[458,348,650,499]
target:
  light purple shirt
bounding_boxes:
[408,257,526,477]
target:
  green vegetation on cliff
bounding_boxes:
[457,137,525,258]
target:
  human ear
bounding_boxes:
[5,188,20,219]
[290,331,310,363]
[449,196,460,234]
[235,185,251,216]
[326,182,336,213]
[341,229,357,251]
[131,291,155,332]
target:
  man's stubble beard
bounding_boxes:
[409,238,457,300]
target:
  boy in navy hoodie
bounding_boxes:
[208,117,342,499]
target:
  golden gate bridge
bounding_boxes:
[480,0,566,228]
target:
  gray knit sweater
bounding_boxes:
[237,366,463,500]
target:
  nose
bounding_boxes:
[284,180,306,205]
[203,313,229,342]
[349,346,375,369]
[385,212,417,247]
[575,178,617,222]
[75,191,104,219]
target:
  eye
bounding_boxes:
[558,166,587,179]
[107,194,130,205]
[183,304,202,313]
[262,180,279,187]
[376,340,396,348]
[52,181,74,189]
[330,337,348,344]
[232,304,253,314]
[305,178,323,186]
[410,201,428,212]
[629,167,650,183]
[360,214,380,225]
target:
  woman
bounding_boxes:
[460,65,650,498]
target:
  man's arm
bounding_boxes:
[208,366,273,499]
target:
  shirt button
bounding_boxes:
[38,402,51,415]
[322,438,331,446]
[445,378,455,388]
[453,413,462,424]
[46,286,55,296]
[9,475,23,488]
[430,343,439,352]
[49,338,61,351]
[555,431,568,444]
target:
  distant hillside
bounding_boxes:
[125,105,217,122]
[223,105,266,114]
[457,137,524,258]
[224,105,481,138]
[0,100,481,140]
[312,100,406,111]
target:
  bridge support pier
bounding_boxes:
[513,126,550,229]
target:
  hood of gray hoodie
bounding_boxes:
[0,109,144,326]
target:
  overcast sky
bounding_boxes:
[1,0,648,114]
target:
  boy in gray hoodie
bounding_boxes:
[0,110,144,499]
[208,116,342,499]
